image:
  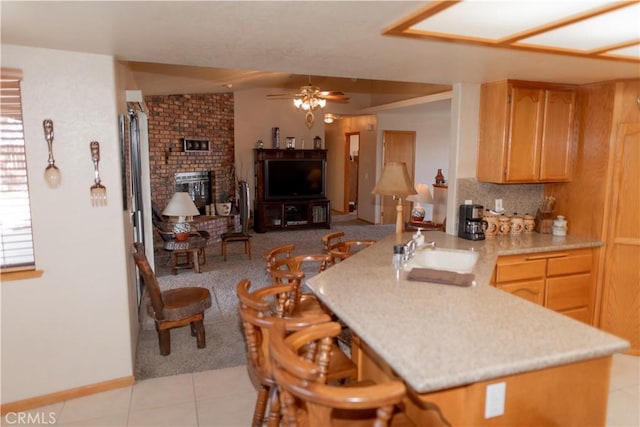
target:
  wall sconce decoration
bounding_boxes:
[89,141,107,206]
[43,119,61,188]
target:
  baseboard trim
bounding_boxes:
[0,376,135,415]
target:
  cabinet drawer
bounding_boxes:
[496,280,545,305]
[558,307,591,324]
[495,258,546,283]
[547,250,593,277]
[546,274,591,311]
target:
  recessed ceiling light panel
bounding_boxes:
[410,1,620,41]
[520,3,640,51]
[386,0,639,62]
[605,44,640,59]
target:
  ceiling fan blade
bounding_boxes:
[318,90,345,96]
[267,84,350,103]
[266,93,303,99]
[318,94,350,102]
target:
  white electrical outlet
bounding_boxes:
[485,382,506,419]
[465,199,473,205]
[495,199,503,212]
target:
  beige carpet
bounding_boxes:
[134,216,394,380]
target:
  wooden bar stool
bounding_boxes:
[321,231,345,253]
[264,244,295,272]
[236,279,357,427]
[269,320,416,426]
[328,239,376,263]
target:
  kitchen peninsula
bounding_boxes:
[306,232,629,426]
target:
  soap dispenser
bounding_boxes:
[413,228,425,248]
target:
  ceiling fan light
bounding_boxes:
[272,78,349,128]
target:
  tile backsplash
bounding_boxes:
[456,178,544,216]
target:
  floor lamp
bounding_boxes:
[372,162,417,234]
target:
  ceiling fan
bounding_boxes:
[267,77,350,128]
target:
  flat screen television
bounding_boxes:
[265,159,326,200]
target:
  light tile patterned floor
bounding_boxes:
[2,354,638,426]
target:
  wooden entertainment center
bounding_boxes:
[253,148,331,233]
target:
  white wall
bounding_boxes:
[233,88,372,210]
[324,115,377,221]
[1,45,134,403]
[233,88,327,205]
[447,83,481,234]
[375,101,451,223]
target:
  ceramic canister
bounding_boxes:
[482,212,498,237]
[552,215,568,236]
[524,214,536,233]
[498,215,511,235]
[510,214,524,234]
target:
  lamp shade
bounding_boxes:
[371,162,417,197]
[162,192,200,219]
[406,183,433,205]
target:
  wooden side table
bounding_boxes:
[163,236,207,274]
[405,220,445,231]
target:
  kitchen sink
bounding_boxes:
[404,248,479,274]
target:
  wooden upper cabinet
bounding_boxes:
[507,86,544,181]
[539,90,576,180]
[477,80,576,183]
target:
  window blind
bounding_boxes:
[1,68,35,272]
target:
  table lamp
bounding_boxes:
[163,192,200,241]
[406,183,433,222]
[372,162,417,234]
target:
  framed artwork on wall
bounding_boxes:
[184,138,211,152]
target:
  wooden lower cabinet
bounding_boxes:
[352,335,611,427]
[492,248,595,324]
[546,274,591,322]
[496,280,544,305]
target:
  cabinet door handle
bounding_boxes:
[525,252,569,261]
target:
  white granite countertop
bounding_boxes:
[306,231,629,394]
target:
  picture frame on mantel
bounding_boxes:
[183,138,211,152]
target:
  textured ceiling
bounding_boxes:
[2,1,638,99]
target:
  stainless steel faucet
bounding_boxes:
[403,238,417,263]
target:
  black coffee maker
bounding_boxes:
[458,204,486,240]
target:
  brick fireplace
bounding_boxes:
[145,93,235,209]
[145,93,238,243]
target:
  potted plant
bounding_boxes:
[214,190,231,215]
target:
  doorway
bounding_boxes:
[344,132,360,214]
[381,130,416,225]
